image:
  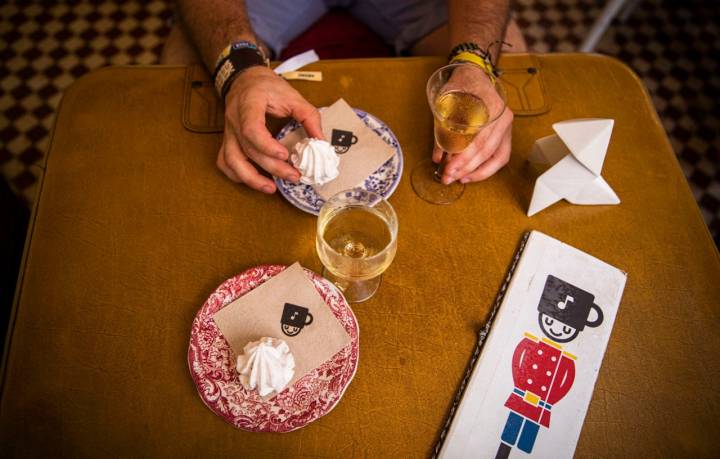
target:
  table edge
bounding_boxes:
[3,53,718,419]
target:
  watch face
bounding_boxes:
[216,41,263,69]
[217,47,268,97]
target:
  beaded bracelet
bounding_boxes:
[448,42,485,61]
[448,41,502,81]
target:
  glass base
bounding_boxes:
[411,159,465,205]
[322,268,382,303]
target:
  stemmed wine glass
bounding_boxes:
[411,62,507,204]
[316,189,398,303]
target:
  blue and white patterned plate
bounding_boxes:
[274,108,403,215]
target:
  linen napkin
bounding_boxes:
[212,263,351,393]
[279,98,396,199]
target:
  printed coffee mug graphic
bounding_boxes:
[331,129,358,154]
[281,303,313,337]
[537,275,604,343]
[495,275,604,459]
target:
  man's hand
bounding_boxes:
[431,68,513,185]
[217,66,323,193]
[439,0,513,184]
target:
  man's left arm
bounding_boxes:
[437,0,514,184]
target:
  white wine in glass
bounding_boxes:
[434,90,489,153]
[316,189,398,303]
[411,62,506,205]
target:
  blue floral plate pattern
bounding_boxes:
[274,108,403,215]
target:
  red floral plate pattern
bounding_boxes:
[188,265,360,432]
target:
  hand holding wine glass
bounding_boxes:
[411,62,510,204]
[433,67,514,186]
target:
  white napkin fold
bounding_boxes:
[528,119,620,216]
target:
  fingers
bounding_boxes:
[224,69,290,161]
[444,119,508,182]
[291,98,324,140]
[218,135,277,193]
[235,102,290,161]
[220,69,320,193]
[459,129,512,183]
[243,144,300,183]
[216,149,241,182]
[442,109,513,183]
[432,143,444,164]
[444,134,498,181]
[229,93,321,166]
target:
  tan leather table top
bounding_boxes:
[2,55,719,457]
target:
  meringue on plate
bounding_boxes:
[291,138,340,186]
[236,337,295,397]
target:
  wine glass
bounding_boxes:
[411,62,507,204]
[316,189,398,303]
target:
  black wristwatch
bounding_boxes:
[213,41,269,99]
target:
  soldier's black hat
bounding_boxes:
[537,275,603,331]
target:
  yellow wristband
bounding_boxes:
[449,51,496,81]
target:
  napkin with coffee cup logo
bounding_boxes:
[212,263,351,396]
[279,98,396,200]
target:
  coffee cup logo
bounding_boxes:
[281,303,313,337]
[536,275,603,343]
[331,129,358,154]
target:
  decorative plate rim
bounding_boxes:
[187,264,359,432]
[273,108,404,215]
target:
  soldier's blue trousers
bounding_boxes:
[501,412,540,454]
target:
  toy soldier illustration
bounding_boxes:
[495,275,604,459]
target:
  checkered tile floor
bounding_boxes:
[1,0,718,244]
[0,1,171,206]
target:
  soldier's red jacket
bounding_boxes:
[504,332,576,427]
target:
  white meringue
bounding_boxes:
[291,138,340,186]
[236,337,295,397]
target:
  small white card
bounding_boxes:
[437,231,627,459]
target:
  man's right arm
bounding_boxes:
[176,0,323,193]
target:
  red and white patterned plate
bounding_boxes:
[188,265,360,432]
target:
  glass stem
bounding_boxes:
[434,151,449,183]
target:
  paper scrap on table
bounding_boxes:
[274,50,322,81]
[212,262,350,397]
[273,50,319,75]
[282,71,322,81]
[528,118,620,217]
[279,98,396,200]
